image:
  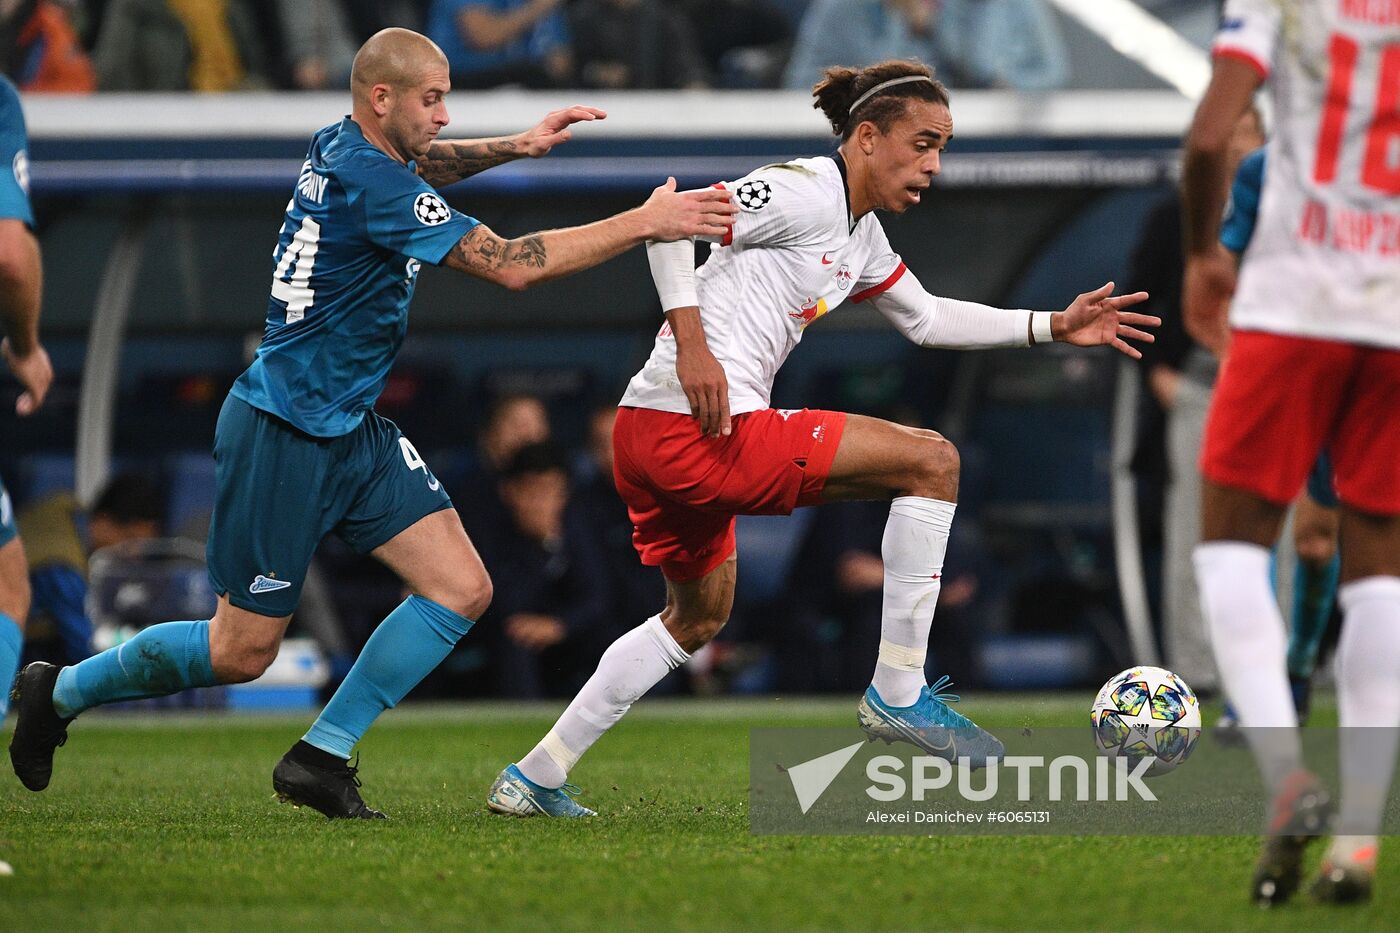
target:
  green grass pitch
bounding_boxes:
[1,694,1393,931]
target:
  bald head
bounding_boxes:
[351,28,449,102]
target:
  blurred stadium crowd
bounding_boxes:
[1,0,1072,93]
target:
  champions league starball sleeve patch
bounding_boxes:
[413,192,452,226]
[736,179,773,212]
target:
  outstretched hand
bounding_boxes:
[1055,282,1158,359]
[517,105,608,158]
[642,177,737,242]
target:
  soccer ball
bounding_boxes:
[1090,666,1201,776]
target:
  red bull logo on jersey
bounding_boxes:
[835,264,854,290]
[790,296,829,328]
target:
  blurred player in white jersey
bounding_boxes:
[487,59,1159,818]
[1182,0,1400,906]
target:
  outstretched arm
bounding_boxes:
[870,268,1156,357]
[443,178,734,290]
[417,106,607,187]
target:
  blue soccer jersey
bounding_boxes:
[1220,147,1264,257]
[232,117,479,437]
[0,76,34,227]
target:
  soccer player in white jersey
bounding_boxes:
[486,59,1159,818]
[1182,0,1400,907]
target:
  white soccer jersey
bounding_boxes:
[1214,0,1400,348]
[621,156,911,415]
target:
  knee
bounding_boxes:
[904,433,960,498]
[666,608,728,654]
[0,559,31,624]
[429,567,493,622]
[214,642,279,684]
[0,584,29,628]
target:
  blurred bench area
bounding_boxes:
[3,2,1223,702]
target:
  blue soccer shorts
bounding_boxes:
[206,395,452,617]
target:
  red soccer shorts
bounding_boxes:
[612,406,848,582]
[1200,330,1400,514]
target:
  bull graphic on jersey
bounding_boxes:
[789,296,829,328]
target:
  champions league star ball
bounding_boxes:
[1090,666,1201,776]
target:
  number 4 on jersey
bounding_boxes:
[270,216,321,321]
[399,437,441,491]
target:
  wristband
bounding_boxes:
[1030,311,1055,346]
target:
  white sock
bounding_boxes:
[1194,541,1302,792]
[871,497,955,707]
[518,614,690,789]
[1335,576,1400,836]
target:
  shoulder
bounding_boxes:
[334,146,426,202]
[728,158,843,226]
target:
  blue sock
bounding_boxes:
[303,596,473,758]
[52,620,216,718]
[1286,554,1341,680]
[0,612,22,718]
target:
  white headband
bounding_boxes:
[846,75,936,118]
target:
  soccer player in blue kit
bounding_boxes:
[8,28,735,818]
[0,75,54,725]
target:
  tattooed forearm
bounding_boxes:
[448,226,550,286]
[510,235,547,269]
[417,138,520,186]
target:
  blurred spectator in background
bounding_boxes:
[474,442,611,698]
[1128,106,1265,693]
[426,0,571,89]
[18,474,163,665]
[783,0,937,91]
[0,0,95,91]
[571,403,666,630]
[275,0,356,90]
[678,0,791,88]
[933,0,1067,91]
[93,0,269,91]
[456,392,551,546]
[570,0,708,90]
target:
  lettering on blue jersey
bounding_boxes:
[413,192,452,225]
[11,149,27,195]
[297,161,328,204]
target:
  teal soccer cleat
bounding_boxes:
[487,763,596,817]
[857,676,1004,769]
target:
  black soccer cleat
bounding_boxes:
[272,741,388,820]
[1310,861,1374,905]
[8,662,74,792]
[1251,771,1332,907]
